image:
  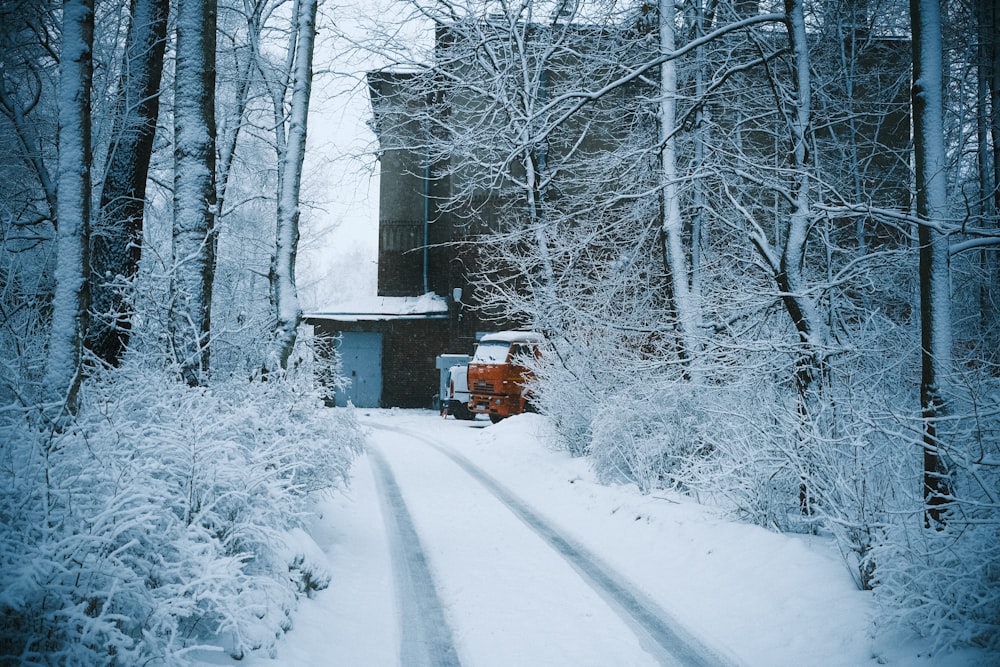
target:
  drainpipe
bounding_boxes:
[423,154,430,294]
[423,116,430,295]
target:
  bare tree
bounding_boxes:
[264,0,318,373]
[780,0,828,514]
[171,0,218,385]
[910,0,953,527]
[42,0,94,413]
[87,0,169,366]
[658,0,702,371]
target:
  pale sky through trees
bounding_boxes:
[297,50,380,309]
[298,0,406,309]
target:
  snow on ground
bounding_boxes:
[198,409,993,667]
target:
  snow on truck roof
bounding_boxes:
[479,330,544,344]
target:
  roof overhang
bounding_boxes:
[304,294,449,323]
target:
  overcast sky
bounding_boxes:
[297,2,387,310]
[296,0,438,310]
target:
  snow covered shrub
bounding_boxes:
[281,527,333,597]
[0,258,50,408]
[871,377,1000,652]
[800,390,904,590]
[0,361,363,665]
[671,383,807,531]
[526,342,601,456]
[301,327,348,405]
[589,383,709,493]
[875,520,1000,653]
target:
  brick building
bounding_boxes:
[305,295,452,408]
[302,65,494,408]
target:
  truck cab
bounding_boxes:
[444,364,474,420]
[467,331,544,423]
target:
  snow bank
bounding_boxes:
[456,413,992,667]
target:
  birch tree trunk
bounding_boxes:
[88,0,169,366]
[659,0,701,370]
[171,0,217,386]
[778,0,828,517]
[910,0,954,527]
[43,0,93,414]
[266,0,317,373]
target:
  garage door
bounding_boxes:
[334,332,382,408]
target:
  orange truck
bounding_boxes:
[467,331,544,423]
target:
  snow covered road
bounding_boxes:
[201,409,989,666]
[368,445,461,666]
[366,420,732,667]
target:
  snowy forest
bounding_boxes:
[1,0,998,663]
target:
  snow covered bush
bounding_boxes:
[870,377,1000,652]
[657,380,808,532]
[875,519,1000,652]
[531,333,998,652]
[589,383,710,494]
[526,341,602,456]
[0,360,363,665]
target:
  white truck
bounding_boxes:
[435,353,474,420]
[444,363,474,420]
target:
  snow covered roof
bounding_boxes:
[479,330,545,344]
[304,293,449,322]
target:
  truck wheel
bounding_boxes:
[452,403,474,420]
[489,413,504,424]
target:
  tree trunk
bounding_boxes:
[781,0,828,517]
[267,0,317,373]
[43,0,94,414]
[88,0,168,366]
[910,0,954,528]
[171,0,217,386]
[659,0,701,371]
[975,0,998,354]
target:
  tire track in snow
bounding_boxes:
[367,445,463,667]
[369,421,740,667]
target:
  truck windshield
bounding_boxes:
[472,340,510,363]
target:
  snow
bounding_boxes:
[478,330,545,344]
[195,410,993,667]
[471,340,510,363]
[305,292,448,321]
[471,331,544,362]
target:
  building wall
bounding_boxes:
[308,317,456,408]
[369,71,432,297]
